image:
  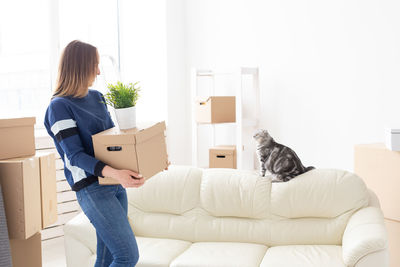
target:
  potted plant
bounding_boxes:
[103,81,140,130]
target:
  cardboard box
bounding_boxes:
[354,143,400,221]
[0,117,36,160]
[10,232,42,267]
[36,152,58,229]
[92,121,168,185]
[0,156,41,239]
[0,183,12,266]
[385,218,400,267]
[196,96,236,123]
[209,145,237,169]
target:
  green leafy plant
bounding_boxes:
[103,81,140,109]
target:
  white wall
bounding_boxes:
[119,0,168,123]
[165,0,191,165]
[166,0,400,171]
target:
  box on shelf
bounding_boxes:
[92,121,168,185]
[0,117,36,160]
[354,143,400,221]
[195,96,236,123]
[0,156,41,239]
[385,127,400,151]
[36,151,58,228]
[10,232,42,267]
[209,145,237,169]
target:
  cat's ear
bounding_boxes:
[253,129,262,138]
[263,129,270,136]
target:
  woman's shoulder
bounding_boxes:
[88,89,104,97]
[49,96,70,107]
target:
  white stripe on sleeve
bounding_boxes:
[64,154,87,183]
[51,119,77,136]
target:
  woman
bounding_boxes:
[44,40,143,267]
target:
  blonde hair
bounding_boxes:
[53,40,98,98]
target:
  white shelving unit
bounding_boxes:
[191,67,260,170]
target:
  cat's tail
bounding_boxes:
[304,166,315,172]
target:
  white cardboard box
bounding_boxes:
[385,128,400,151]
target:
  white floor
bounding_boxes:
[42,237,67,267]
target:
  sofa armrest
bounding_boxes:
[342,207,388,267]
[64,234,96,267]
[64,212,97,266]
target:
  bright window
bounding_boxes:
[0,0,52,126]
[0,0,167,129]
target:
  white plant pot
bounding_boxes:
[114,106,136,130]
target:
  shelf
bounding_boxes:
[242,118,259,128]
[241,67,258,75]
[196,72,235,77]
[195,122,236,126]
[194,119,257,127]
[196,67,258,77]
[191,67,260,170]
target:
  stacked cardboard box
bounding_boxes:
[9,233,42,267]
[0,156,42,239]
[209,145,237,169]
[0,117,36,160]
[194,96,237,168]
[195,96,236,123]
[354,143,400,267]
[93,121,169,185]
[0,117,58,267]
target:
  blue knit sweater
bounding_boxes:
[44,89,114,191]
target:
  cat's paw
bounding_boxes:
[271,176,283,183]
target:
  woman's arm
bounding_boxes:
[46,100,105,176]
[46,100,143,188]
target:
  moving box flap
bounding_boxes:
[195,97,211,105]
[135,121,166,144]
[0,117,36,128]
[210,96,236,103]
[92,127,137,145]
[135,132,168,178]
[0,156,37,164]
[196,96,235,105]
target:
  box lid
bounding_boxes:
[92,127,137,144]
[135,121,166,144]
[0,155,38,164]
[196,96,235,105]
[92,121,166,145]
[0,117,36,128]
[210,145,236,155]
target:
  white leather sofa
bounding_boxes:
[64,166,389,267]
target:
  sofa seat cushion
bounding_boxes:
[260,245,346,267]
[170,242,268,267]
[136,236,192,267]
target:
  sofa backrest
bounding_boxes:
[127,166,369,246]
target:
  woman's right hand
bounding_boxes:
[113,169,145,188]
[102,165,145,188]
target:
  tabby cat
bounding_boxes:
[253,129,314,182]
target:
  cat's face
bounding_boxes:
[253,129,272,144]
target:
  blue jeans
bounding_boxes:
[76,181,139,267]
